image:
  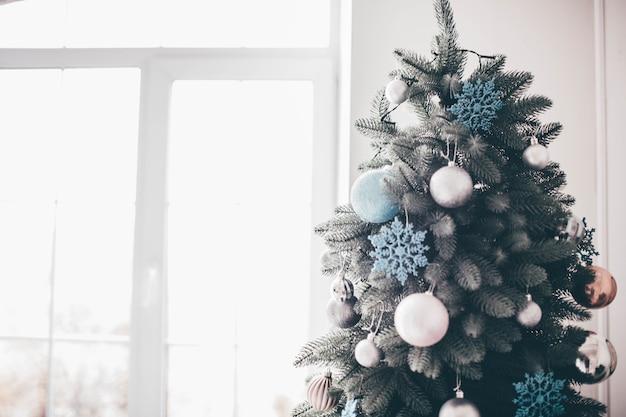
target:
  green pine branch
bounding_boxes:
[314,205,377,251]
[293,328,355,368]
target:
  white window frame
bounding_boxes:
[1,5,340,415]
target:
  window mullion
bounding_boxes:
[128,60,172,417]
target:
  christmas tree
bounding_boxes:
[292,1,618,417]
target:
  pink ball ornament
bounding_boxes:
[394,292,449,347]
[385,78,410,105]
[429,163,473,208]
[350,167,400,223]
[307,371,337,411]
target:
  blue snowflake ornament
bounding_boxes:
[368,217,429,285]
[449,78,503,132]
[341,398,361,417]
[512,370,566,417]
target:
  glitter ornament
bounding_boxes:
[429,163,473,208]
[575,331,618,384]
[517,294,542,328]
[522,137,550,170]
[307,371,337,411]
[448,78,503,132]
[327,296,361,328]
[341,398,363,417]
[385,78,410,105]
[350,167,400,223]
[368,217,430,285]
[330,275,354,302]
[439,390,480,417]
[355,333,383,368]
[394,291,449,347]
[513,370,566,417]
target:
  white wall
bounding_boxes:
[343,0,625,414]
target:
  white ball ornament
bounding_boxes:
[350,167,400,223]
[522,138,550,170]
[439,391,480,417]
[355,333,383,368]
[429,163,473,208]
[394,292,449,347]
[517,294,542,328]
[385,78,410,105]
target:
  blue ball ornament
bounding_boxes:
[350,168,400,223]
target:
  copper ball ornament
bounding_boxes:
[575,331,618,384]
[394,292,449,347]
[572,265,617,309]
[307,372,337,411]
[429,164,473,208]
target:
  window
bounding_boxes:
[0,1,338,416]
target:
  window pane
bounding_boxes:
[167,80,314,416]
[0,0,65,48]
[54,203,135,336]
[57,69,140,203]
[0,69,61,201]
[0,203,54,337]
[160,0,331,48]
[0,67,139,415]
[0,0,330,48]
[50,342,128,417]
[0,340,48,417]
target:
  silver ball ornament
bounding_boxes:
[557,215,585,244]
[355,333,383,368]
[516,294,542,328]
[429,164,473,208]
[575,331,618,384]
[327,296,361,328]
[394,292,449,347]
[385,79,410,104]
[330,275,354,302]
[522,143,550,170]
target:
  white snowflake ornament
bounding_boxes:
[368,217,430,284]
